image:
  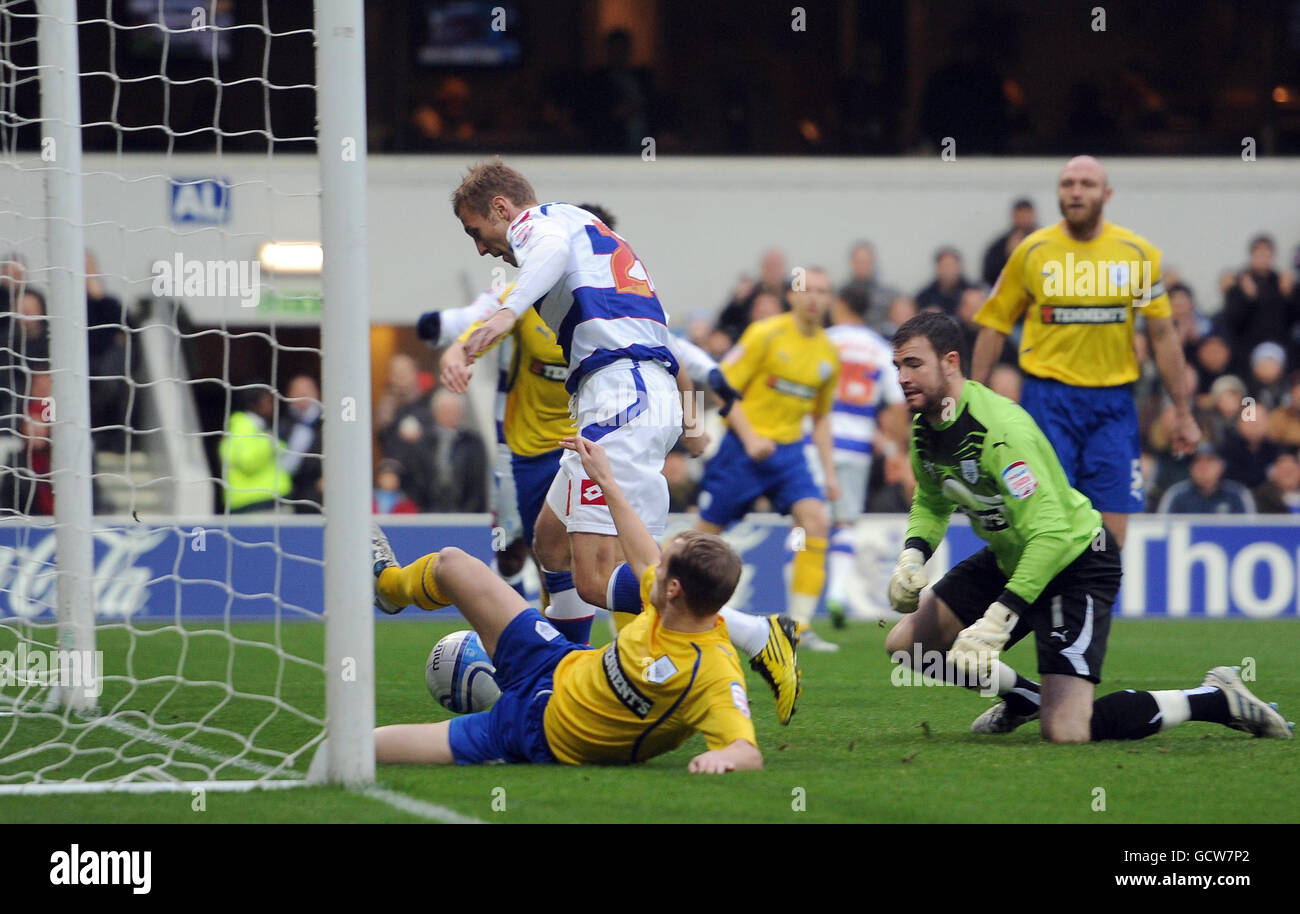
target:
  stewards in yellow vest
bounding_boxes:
[220,386,290,512]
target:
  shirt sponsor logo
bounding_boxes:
[529,358,568,382]
[1039,305,1127,324]
[603,643,653,718]
[1001,460,1038,499]
[730,681,751,718]
[768,376,817,399]
[580,478,606,506]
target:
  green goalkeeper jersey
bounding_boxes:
[904,380,1102,614]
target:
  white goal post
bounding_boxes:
[0,0,374,792]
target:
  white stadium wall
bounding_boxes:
[5,154,1299,327]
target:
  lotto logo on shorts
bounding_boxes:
[580,479,607,505]
[1001,460,1038,499]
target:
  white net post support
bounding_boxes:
[316,0,375,786]
[36,0,95,713]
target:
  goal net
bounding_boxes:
[0,0,374,793]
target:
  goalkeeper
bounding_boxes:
[883,312,1292,743]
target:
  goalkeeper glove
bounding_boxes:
[949,601,1019,676]
[707,368,742,417]
[887,547,928,613]
[416,310,442,346]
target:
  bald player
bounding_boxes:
[971,156,1200,548]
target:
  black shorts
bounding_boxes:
[930,533,1121,683]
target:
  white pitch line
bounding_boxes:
[360,785,484,824]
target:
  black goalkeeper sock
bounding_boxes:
[1003,673,1041,716]
[1186,686,1231,725]
[1089,689,1163,741]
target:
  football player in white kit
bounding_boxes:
[824,292,908,626]
[448,162,803,723]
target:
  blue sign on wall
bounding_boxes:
[0,516,1296,621]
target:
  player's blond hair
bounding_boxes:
[450,160,538,217]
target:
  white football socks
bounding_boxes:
[719,606,768,657]
[1149,689,1195,731]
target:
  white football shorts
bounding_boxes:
[545,359,681,536]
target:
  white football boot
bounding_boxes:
[1202,665,1294,739]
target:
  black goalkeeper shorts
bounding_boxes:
[930,531,1121,683]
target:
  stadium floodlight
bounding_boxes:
[0,0,373,793]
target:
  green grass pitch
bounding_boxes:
[1,617,1296,823]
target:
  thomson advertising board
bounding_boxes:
[0,515,1297,621]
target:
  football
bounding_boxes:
[425,630,501,714]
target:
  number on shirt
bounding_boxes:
[837,360,878,406]
[586,221,654,298]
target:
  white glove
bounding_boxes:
[949,601,1019,676]
[888,547,928,613]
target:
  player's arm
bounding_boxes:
[466,223,570,357]
[970,240,1033,383]
[889,439,954,612]
[416,290,502,348]
[902,441,955,559]
[668,336,741,416]
[1146,314,1201,456]
[560,435,659,579]
[675,360,709,457]
[688,738,762,774]
[985,425,1079,612]
[687,679,762,773]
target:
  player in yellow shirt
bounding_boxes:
[368,434,762,772]
[971,156,1200,548]
[696,266,842,651]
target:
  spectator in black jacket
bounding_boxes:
[839,240,898,335]
[1219,404,1281,490]
[715,249,791,342]
[915,247,974,316]
[1221,235,1298,379]
[1254,452,1300,514]
[426,389,486,513]
[981,198,1037,287]
[85,251,130,453]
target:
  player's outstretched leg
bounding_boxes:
[722,609,802,725]
[1087,666,1293,742]
[372,523,452,614]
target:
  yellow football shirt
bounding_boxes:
[976,221,1171,387]
[458,289,574,457]
[544,566,757,766]
[721,312,840,444]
